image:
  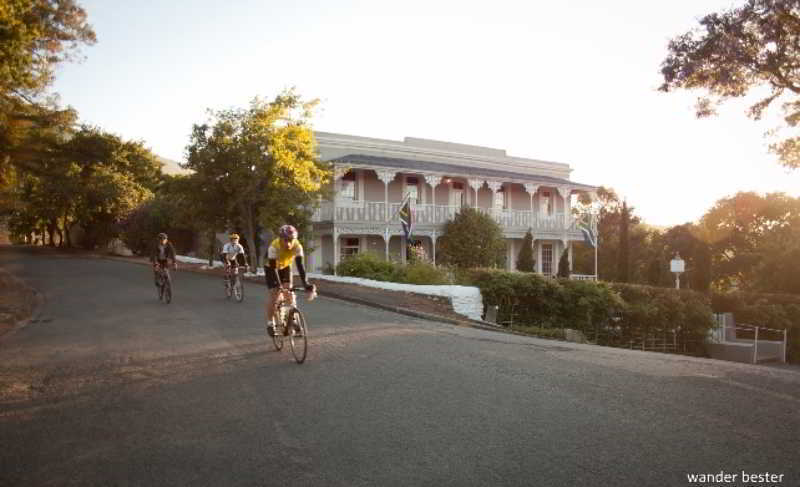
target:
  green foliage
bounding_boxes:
[463,268,712,353]
[120,193,195,255]
[660,0,800,169]
[516,229,535,272]
[0,0,96,97]
[336,252,400,282]
[184,89,331,268]
[335,252,450,285]
[6,126,159,248]
[437,207,505,269]
[617,200,630,282]
[402,261,449,285]
[557,250,570,278]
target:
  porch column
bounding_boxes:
[377,170,396,223]
[432,231,437,266]
[524,183,540,230]
[468,179,484,209]
[333,228,340,275]
[384,227,390,261]
[556,186,571,230]
[423,174,443,224]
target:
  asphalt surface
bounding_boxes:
[1,246,799,487]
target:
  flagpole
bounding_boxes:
[593,210,599,280]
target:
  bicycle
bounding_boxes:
[269,285,316,364]
[224,264,247,302]
[154,263,173,304]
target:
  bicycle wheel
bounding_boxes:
[164,273,172,304]
[234,275,244,302]
[270,316,284,351]
[288,309,308,364]
[157,273,164,301]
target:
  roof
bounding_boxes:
[330,154,596,191]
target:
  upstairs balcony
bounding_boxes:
[312,201,593,236]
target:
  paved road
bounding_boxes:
[1,246,799,487]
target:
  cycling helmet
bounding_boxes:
[158,232,168,240]
[279,225,298,241]
[229,233,240,239]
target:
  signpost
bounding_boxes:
[670,253,685,289]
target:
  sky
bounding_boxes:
[51,0,800,227]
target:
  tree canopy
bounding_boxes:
[660,0,800,169]
[184,89,331,267]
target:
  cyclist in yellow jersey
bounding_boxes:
[264,225,315,336]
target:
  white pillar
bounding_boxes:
[524,183,540,229]
[432,232,437,266]
[384,228,389,261]
[468,179,483,209]
[377,170,396,223]
[424,174,443,224]
[333,229,340,275]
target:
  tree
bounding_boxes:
[617,200,630,282]
[700,191,800,291]
[184,89,331,269]
[516,228,535,272]
[6,126,160,248]
[1,0,95,177]
[557,249,570,278]
[660,0,800,169]
[437,207,506,269]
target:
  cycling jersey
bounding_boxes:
[267,238,304,270]
[221,242,246,262]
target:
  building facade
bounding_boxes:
[308,132,598,277]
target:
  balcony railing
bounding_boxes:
[313,201,595,234]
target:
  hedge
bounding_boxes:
[463,269,714,355]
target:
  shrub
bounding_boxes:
[438,207,505,268]
[516,229,535,272]
[336,252,399,282]
[400,262,450,285]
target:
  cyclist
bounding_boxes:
[220,233,248,276]
[150,232,177,287]
[265,225,315,336]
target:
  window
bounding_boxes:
[406,176,419,204]
[341,237,360,259]
[542,243,553,275]
[451,182,465,207]
[340,171,357,200]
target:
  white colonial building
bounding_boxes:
[308,132,598,276]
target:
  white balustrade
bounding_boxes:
[314,202,594,234]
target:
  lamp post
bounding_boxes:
[670,253,685,289]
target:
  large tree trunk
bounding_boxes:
[207,229,216,267]
[47,219,58,246]
[62,213,72,247]
[243,202,258,270]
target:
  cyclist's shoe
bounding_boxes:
[266,321,277,337]
[291,323,303,337]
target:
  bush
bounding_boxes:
[336,252,451,285]
[401,262,450,285]
[462,269,714,353]
[336,252,399,282]
[438,207,506,268]
[517,229,535,272]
